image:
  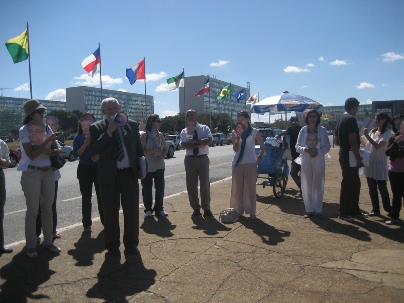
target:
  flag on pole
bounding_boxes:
[5,29,29,63]
[126,59,145,85]
[217,84,231,100]
[234,88,246,102]
[81,47,101,77]
[194,78,210,96]
[247,93,259,104]
[167,71,184,91]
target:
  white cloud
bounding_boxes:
[366,99,372,104]
[73,74,123,87]
[45,89,66,101]
[330,60,347,66]
[318,56,325,62]
[307,63,315,67]
[15,83,30,91]
[355,82,375,89]
[381,52,404,63]
[155,83,169,92]
[283,66,310,73]
[160,109,178,118]
[154,100,168,105]
[210,60,229,67]
[146,72,168,82]
[300,85,308,88]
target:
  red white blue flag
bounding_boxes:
[81,47,101,77]
[126,59,145,85]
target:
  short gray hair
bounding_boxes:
[46,115,58,126]
[101,97,119,109]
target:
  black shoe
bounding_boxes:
[107,248,121,256]
[124,247,140,255]
[204,209,213,216]
[0,246,13,253]
[365,211,380,217]
[193,209,201,216]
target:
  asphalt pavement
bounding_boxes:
[0,148,403,303]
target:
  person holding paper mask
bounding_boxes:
[141,114,168,218]
[361,113,392,217]
[335,97,364,222]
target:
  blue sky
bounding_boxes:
[1,0,404,123]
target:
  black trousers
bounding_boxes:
[388,171,404,220]
[77,163,104,227]
[366,177,391,214]
[339,154,361,216]
[141,169,165,213]
[0,170,6,246]
[99,168,139,251]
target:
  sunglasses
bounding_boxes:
[33,109,45,114]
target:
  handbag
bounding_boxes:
[50,155,66,170]
[219,208,239,224]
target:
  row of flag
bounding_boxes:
[5,28,259,103]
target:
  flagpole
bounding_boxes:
[208,75,211,129]
[143,56,147,116]
[183,68,186,127]
[98,43,103,103]
[229,82,232,131]
[26,22,33,99]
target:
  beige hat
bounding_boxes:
[23,99,46,118]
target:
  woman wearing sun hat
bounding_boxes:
[18,99,62,257]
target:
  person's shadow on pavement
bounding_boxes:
[67,230,105,266]
[86,253,156,302]
[240,216,291,245]
[191,214,232,235]
[140,216,176,238]
[0,247,58,302]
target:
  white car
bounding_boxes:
[58,141,76,161]
[140,132,175,158]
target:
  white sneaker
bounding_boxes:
[145,210,152,218]
[158,210,168,216]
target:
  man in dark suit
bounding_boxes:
[90,97,144,256]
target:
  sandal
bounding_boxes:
[303,213,314,218]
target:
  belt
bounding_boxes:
[117,166,132,171]
[28,165,52,172]
[186,154,207,159]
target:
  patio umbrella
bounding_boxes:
[251,91,322,114]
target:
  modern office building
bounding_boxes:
[179,76,250,121]
[0,96,66,137]
[322,104,373,121]
[66,86,154,122]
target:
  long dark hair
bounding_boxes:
[392,114,404,133]
[370,112,390,135]
[77,112,96,134]
[145,114,159,131]
[304,110,321,126]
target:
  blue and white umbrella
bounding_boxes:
[252,91,322,114]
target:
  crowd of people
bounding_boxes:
[0,97,402,258]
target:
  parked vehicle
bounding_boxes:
[58,141,76,161]
[165,134,181,150]
[226,133,233,144]
[209,134,220,147]
[9,149,21,168]
[212,133,231,146]
[141,131,175,158]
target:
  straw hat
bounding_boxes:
[23,99,46,118]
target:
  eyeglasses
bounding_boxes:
[29,129,45,134]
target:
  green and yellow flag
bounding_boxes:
[5,29,29,63]
[217,84,231,100]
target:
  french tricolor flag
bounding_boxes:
[126,59,145,85]
[81,47,101,77]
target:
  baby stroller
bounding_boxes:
[256,138,289,198]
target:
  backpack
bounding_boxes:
[219,208,239,224]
